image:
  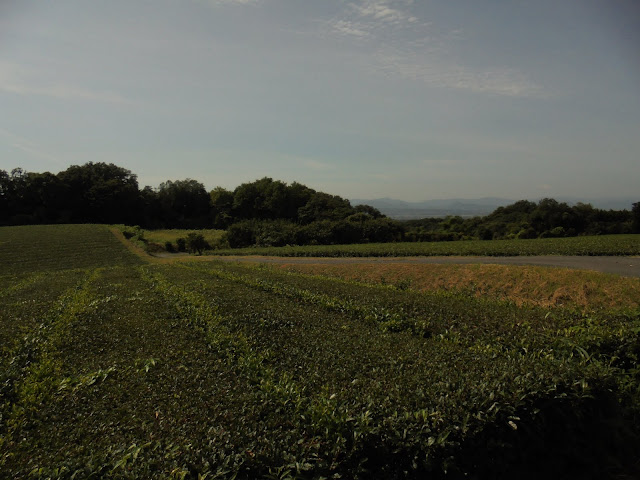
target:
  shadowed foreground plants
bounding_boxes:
[1,255,638,478]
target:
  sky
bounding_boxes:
[1,0,639,202]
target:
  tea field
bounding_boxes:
[213,234,640,257]
[1,225,639,479]
[0,224,144,275]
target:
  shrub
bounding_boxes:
[186,232,207,255]
[227,221,254,248]
[176,237,186,252]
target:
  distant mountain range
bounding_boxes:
[351,197,637,220]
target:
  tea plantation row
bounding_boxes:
[1,260,639,479]
[212,234,640,257]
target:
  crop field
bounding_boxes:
[0,225,144,275]
[1,225,639,479]
[213,234,640,257]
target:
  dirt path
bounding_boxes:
[211,255,640,278]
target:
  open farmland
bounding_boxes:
[1,225,639,479]
[0,225,144,275]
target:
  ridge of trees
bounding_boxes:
[404,198,640,241]
[1,163,638,248]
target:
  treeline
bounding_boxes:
[0,163,400,246]
[404,199,640,241]
[1,163,638,247]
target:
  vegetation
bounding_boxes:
[141,228,225,248]
[211,234,640,257]
[0,224,639,478]
[0,224,143,275]
[2,163,638,250]
[276,263,640,312]
[404,199,640,241]
[0,165,392,246]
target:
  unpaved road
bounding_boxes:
[213,255,640,278]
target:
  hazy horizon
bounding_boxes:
[1,1,639,203]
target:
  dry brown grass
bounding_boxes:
[108,229,640,311]
[275,262,640,311]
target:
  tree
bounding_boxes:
[632,202,640,233]
[297,192,355,224]
[186,232,207,255]
[157,179,211,228]
[354,204,384,219]
[0,170,11,224]
[210,187,234,228]
[57,162,140,224]
[232,177,289,220]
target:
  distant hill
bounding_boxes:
[351,198,512,219]
[351,197,637,220]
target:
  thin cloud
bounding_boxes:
[325,2,544,97]
[199,0,261,6]
[331,20,371,39]
[374,51,544,97]
[351,0,417,26]
[328,0,419,39]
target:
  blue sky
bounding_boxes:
[1,0,638,202]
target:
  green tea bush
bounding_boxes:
[2,258,638,478]
[214,234,640,257]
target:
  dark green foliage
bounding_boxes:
[57,163,140,224]
[176,237,186,252]
[297,191,354,224]
[403,198,636,241]
[157,179,211,229]
[0,163,139,225]
[226,218,404,248]
[1,162,636,248]
[185,232,207,254]
[210,186,235,228]
[633,202,640,233]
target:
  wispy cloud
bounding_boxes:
[374,50,543,97]
[199,0,261,6]
[331,20,372,39]
[0,62,129,104]
[350,0,418,27]
[326,1,544,97]
[328,0,420,39]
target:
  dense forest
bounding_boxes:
[1,162,638,247]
